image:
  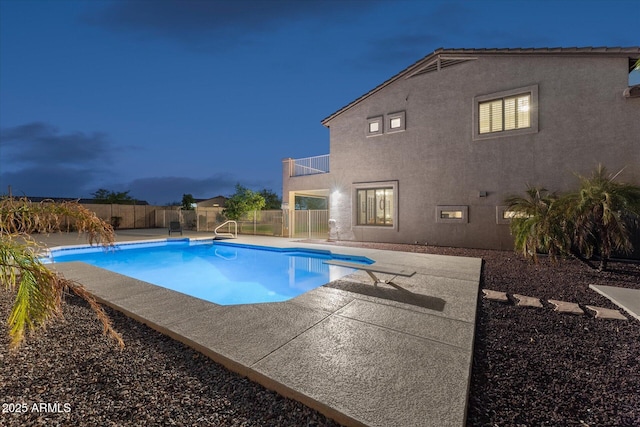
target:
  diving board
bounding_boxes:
[324,260,416,285]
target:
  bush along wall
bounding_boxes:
[505,165,640,269]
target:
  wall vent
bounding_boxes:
[407,56,476,78]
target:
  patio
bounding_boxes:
[43,230,482,426]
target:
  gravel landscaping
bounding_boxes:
[2,240,639,426]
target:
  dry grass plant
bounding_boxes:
[0,196,123,351]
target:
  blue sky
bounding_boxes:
[1,0,638,205]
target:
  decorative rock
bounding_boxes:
[585,305,628,320]
[512,294,543,308]
[482,289,508,302]
[548,299,584,315]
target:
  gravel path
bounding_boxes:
[2,241,639,426]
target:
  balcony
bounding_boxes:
[286,154,329,177]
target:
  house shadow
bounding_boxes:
[326,280,446,311]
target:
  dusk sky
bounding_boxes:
[1,0,638,205]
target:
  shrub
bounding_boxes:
[505,165,640,270]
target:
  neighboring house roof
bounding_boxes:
[321,46,640,126]
[195,196,227,207]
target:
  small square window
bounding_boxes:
[386,111,405,133]
[366,116,383,137]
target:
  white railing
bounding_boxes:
[291,209,329,239]
[214,220,237,239]
[290,154,329,177]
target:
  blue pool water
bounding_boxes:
[51,240,372,305]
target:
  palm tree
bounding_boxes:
[1,196,124,350]
[504,186,569,262]
[567,165,640,271]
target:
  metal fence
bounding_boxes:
[193,208,286,236]
[237,210,285,236]
[135,207,330,240]
[155,209,197,230]
[195,207,226,232]
[291,209,329,239]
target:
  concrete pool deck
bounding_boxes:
[42,230,482,427]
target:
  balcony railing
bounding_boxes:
[289,154,329,177]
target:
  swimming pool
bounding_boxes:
[50,240,372,305]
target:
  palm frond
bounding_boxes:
[567,164,640,269]
[1,196,120,351]
[505,186,568,261]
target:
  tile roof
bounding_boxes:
[434,47,640,54]
[321,46,640,125]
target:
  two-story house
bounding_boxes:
[282,47,640,250]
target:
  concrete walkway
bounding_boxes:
[43,230,482,427]
[590,284,640,321]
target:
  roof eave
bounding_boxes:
[321,46,640,127]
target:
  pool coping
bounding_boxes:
[48,234,482,427]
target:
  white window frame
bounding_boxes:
[353,181,398,230]
[366,116,383,137]
[386,111,406,133]
[473,85,538,141]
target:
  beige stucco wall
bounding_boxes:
[289,53,640,250]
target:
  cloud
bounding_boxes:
[1,166,100,198]
[356,1,554,69]
[0,121,279,204]
[125,174,239,205]
[86,0,369,50]
[0,122,113,167]
[352,2,471,69]
[0,121,115,197]
[124,174,279,205]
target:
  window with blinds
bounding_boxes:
[479,94,531,134]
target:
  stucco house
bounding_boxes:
[282,47,640,250]
[195,196,227,208]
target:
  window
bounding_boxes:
[473,85,538,140]
[353,181,398,229]
[479,94,530,134]
[440,210,463,219]
[387,111,406,133]
[357,188,394,226]
[502,210,529,219]
[496,205,531,224]
[367,116,383,137]
[436,205,468,223]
